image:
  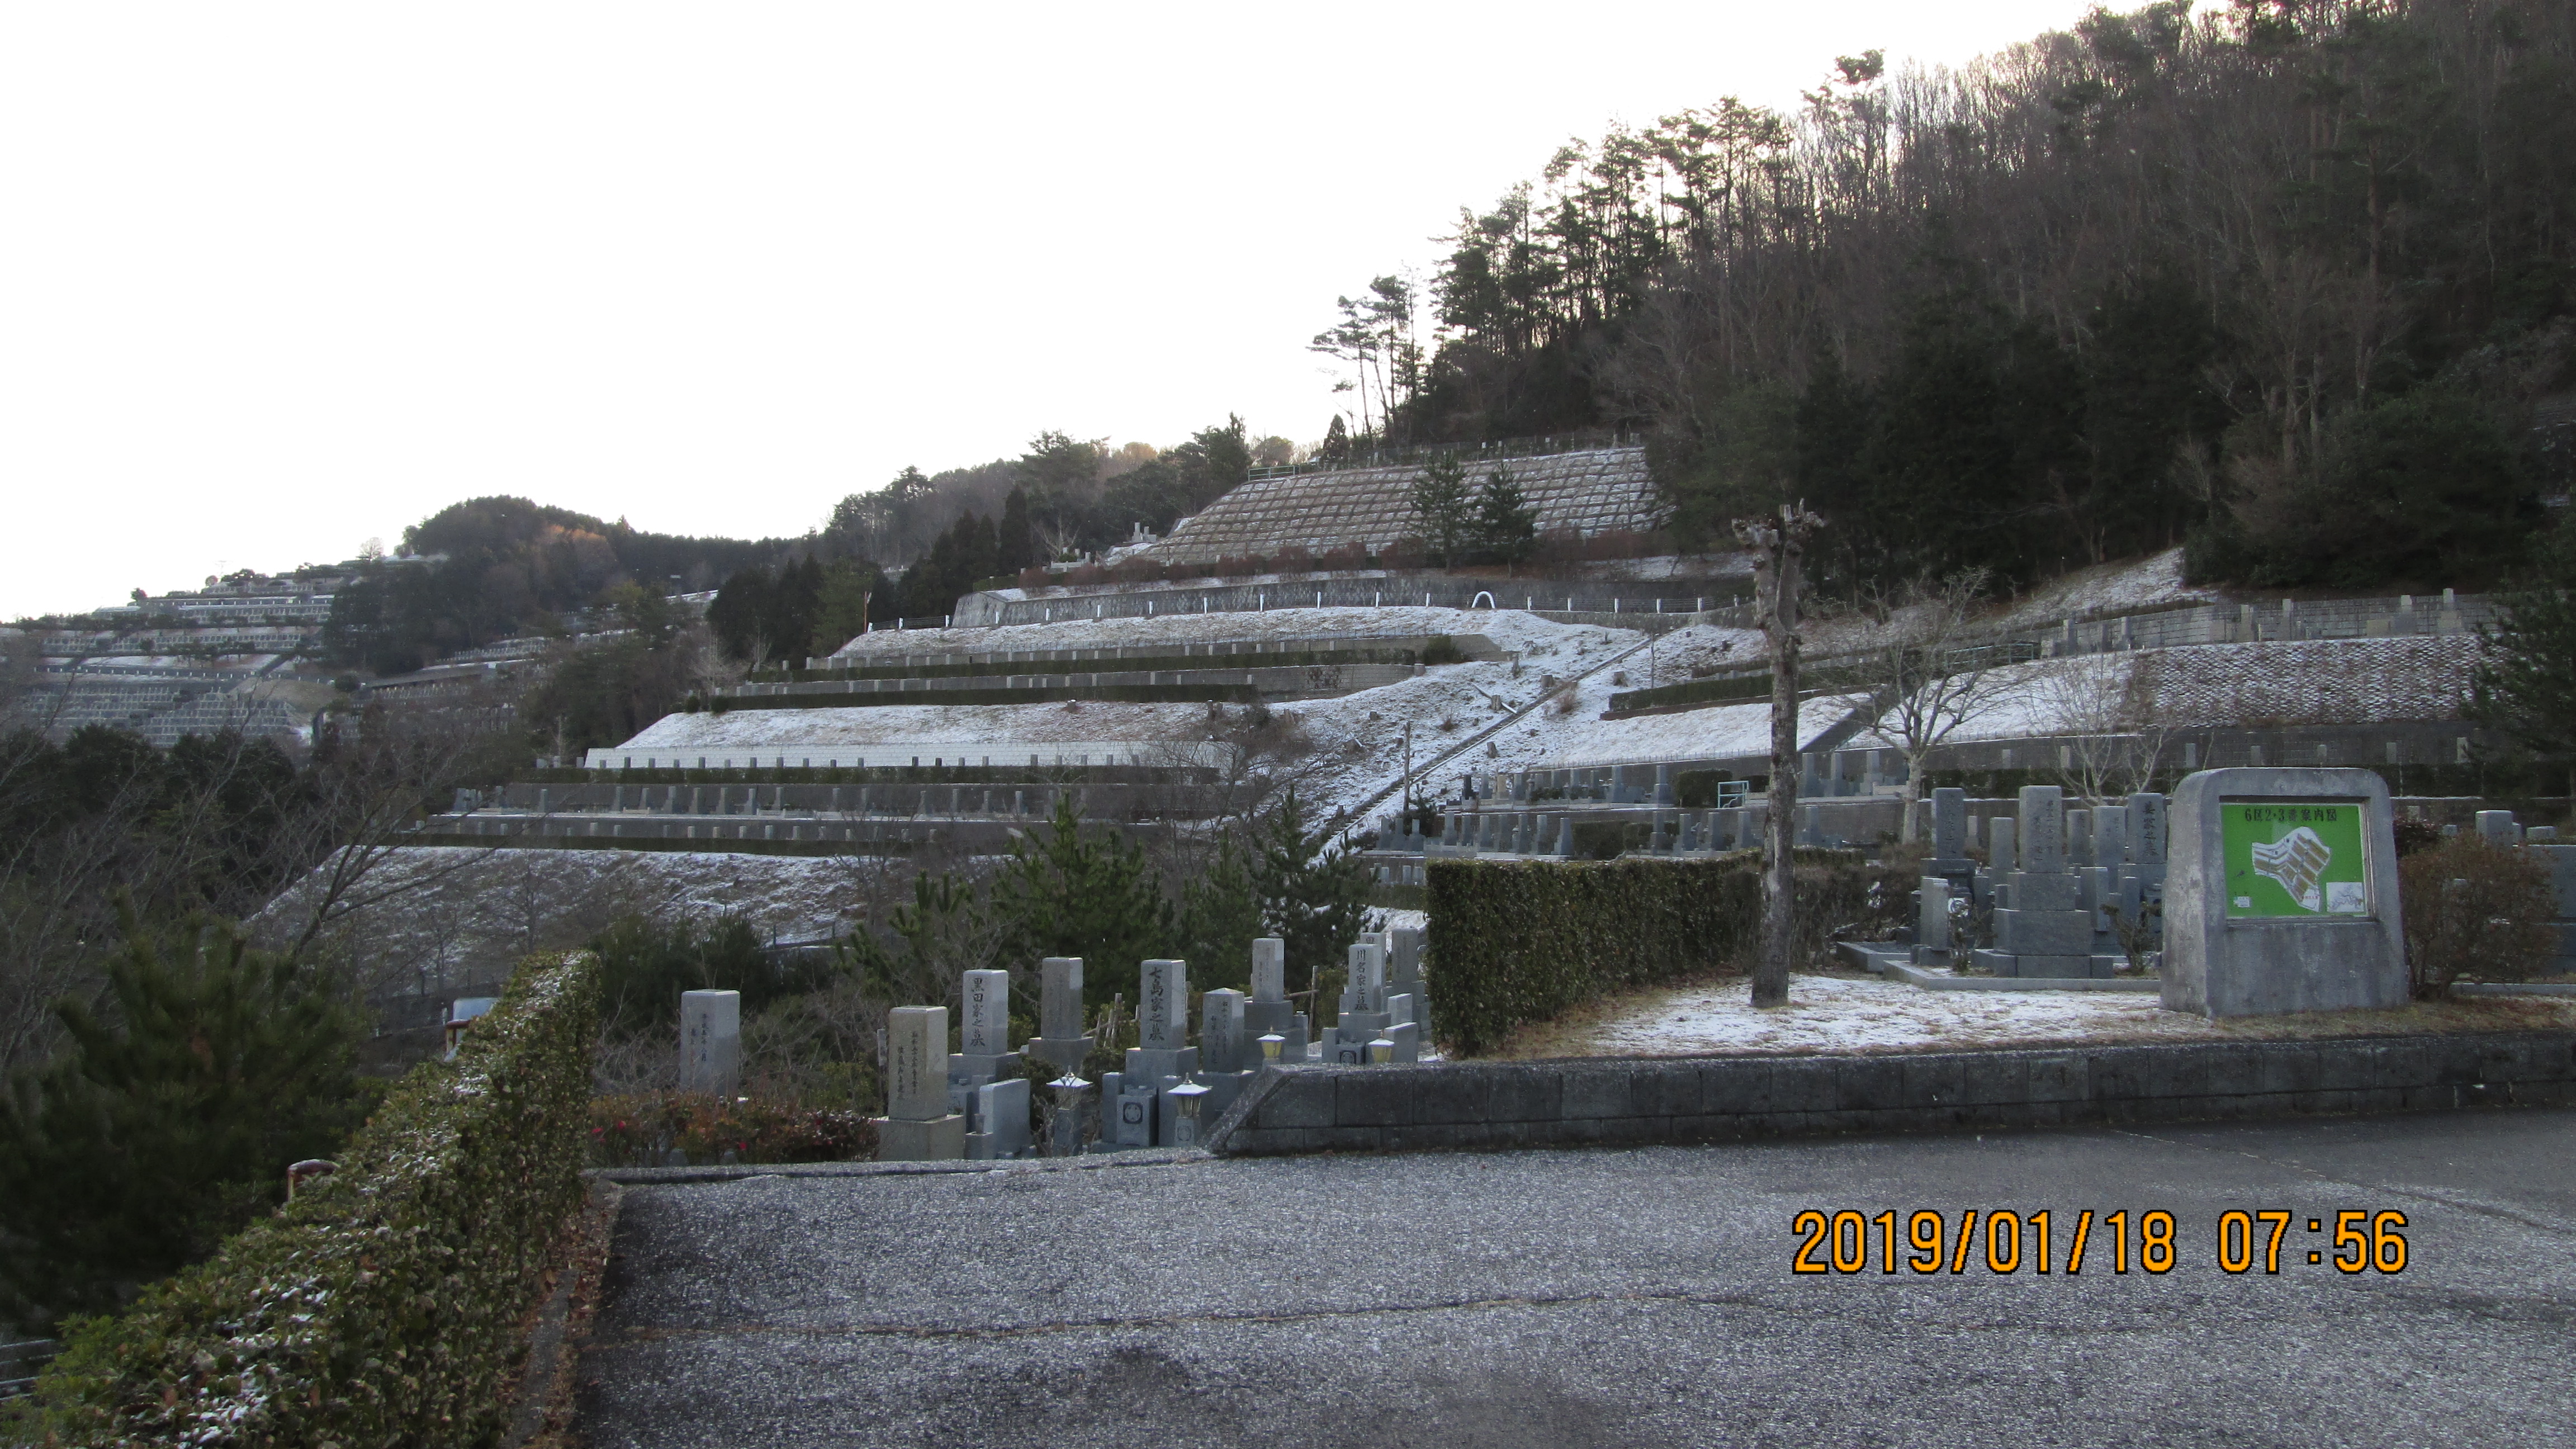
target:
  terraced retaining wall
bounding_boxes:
[1201,1031,2576,1155]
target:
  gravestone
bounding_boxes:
[1102,958,1199,1146]
[875,1006,966,1161]
[1201,988,1249,1072]
[2094,806,2129,866]
[1925,788,1973,878]
[1242,937,1309,1064]
[1973,786,2095,978]
[965,1078,1031,1160]
[1026,956,1095,1073]
[679,990,741,1096]
[1386,925,1429,1044]
[1913,877,1952,968]
[2162,769,2407,1016]
[2067,809,2094,868]
[959,969,1011,1056]
[2476,809,2521,846]
[949,968,1025,1140]
[1326,939,1393,1062]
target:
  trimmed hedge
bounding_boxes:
[31,952,602,1446]
[1425,854,1896,1055]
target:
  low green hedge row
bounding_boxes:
[32,952,603,1447]
[1425,853,1895,1055]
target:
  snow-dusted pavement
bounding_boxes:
[1517,972,2576,1058]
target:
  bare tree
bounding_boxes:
[1734,503,1825,1010]
[1850,569,2029,841]
[267,692,517,965]
[2037,651,2172,806]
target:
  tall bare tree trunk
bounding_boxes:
[1736,504,1825,1009]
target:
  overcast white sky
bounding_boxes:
[1,1,2104,618]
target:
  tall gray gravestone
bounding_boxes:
[1914,877,1952,968]
[1386,924,1429,1045]
[1973,786,2096,978]
[679,989,741,1096]
[953,969,1028,1159]
[1325,938,1393,1064]
[1027,956,1094,1074]
[1926,788,1973,878]
[2162,769,2406,1016]
[1102,958,1199,1148]
[1241,937,1309,1064]
[876,1005,965,1161]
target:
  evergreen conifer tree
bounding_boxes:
[0,912,368,1326]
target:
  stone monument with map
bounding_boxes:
[2162,768,2407,1016]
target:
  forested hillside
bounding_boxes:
[323,498,788,674]
[1325,0,2576,593]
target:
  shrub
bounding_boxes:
[1425,854,1890,1055]
[30,953,602,1446]
[1420,635,1467,666]
[1318,542,1369,571]
[587,1093,873,1167]
[1111,556,1166,584]
[1270,544,1315,575]
[2397,837,2555,998]
[2393,817,2441,856]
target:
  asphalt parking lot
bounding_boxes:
[579,1107,2576,1448]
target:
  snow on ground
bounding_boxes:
[1514,972,2576,1058]
[622,699,1220,751]
[826,605,1600,662]
[627,606,1874,822]
[257,847,892,1000]
[1994,547,2217,627]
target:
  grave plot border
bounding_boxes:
[1198,1030,2576,1156]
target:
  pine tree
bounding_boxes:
[1409,453,1475,568]
[997,487,1036,574]
[1175,835,1262,992]
[1320,414,1352,465]
[995,795,1173,1010]
[1250,788,1369,999]
[2472,529,2576,793]
[0,912,368,1326]
[1477,466,1539,572]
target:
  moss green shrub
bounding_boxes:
[30,951,602,1446]
[1426,854,1891,1054]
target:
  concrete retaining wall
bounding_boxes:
[1201,1031,2576,1156]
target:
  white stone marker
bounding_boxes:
[960,969,1011,1057]
[1250,939,1286,1002]
[679,990,741,1096]
[875,1005,965,1161]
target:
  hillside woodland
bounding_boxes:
[1315,0,2576,594]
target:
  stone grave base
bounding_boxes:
[1842,941,2160,993]
[875,1114,965,1162]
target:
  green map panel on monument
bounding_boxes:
[2165,769,2407,1017]
[2222,799,2371,918]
